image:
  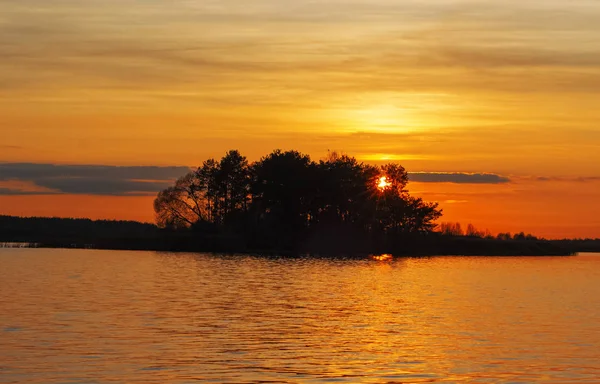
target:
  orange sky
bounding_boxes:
[1,0,599,238]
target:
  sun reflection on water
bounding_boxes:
[2,250,600,382]
[371,253,393,261]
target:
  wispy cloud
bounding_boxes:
[409,172,511,184]
[0,188,56,196]
[0,162,515,195]
[2,0,599,99]
[0,163,190,196]
[529,176,600,183]
[1,0,599,181]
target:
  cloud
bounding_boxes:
[0,188,57,196]
[0,163,190,196]
[531,176,600,183]
[0,163,514,195]
[576,176,600,182]
[2,0,600,102]
[409,172,511,184]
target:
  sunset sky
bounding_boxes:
[1,0,599,238]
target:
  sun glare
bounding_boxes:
[377,176,391,191]
[371,254,393,261]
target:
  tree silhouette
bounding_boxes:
[440,222,464,236]
[215,150,251,226]
[154,149,444,250]
[316,152,376,227]
[156,151,252,230]
[250,150,315,245]
[154,172,206,229]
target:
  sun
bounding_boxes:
[377,176,391,191]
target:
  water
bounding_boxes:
[1,249,599,383]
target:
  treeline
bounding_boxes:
[0,149,587,256]
[439,222,541,241]
[552,239,600,253]
[0,215,158,248]
[153,149,442,253]
[0,215,588,255]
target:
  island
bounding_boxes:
[1,150,593,256]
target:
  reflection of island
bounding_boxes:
[371,254,394,261]
[0,149,595,256]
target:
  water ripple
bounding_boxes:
[1,249,600,382]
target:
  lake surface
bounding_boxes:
[1,249,599,383]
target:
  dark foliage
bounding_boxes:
[0,215,158,249]
[0,215,579,256]
[550,239,600,253]
[153,150,443,252]
[0,149,586,256]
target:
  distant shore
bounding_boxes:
[1,215,593,257]
[0,240,577,257]
[1,215,583,257]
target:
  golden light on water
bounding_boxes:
[371,254,393,261]
[377,176,391,191]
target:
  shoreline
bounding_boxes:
[1,238,576,257]
[0,215,589,257]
